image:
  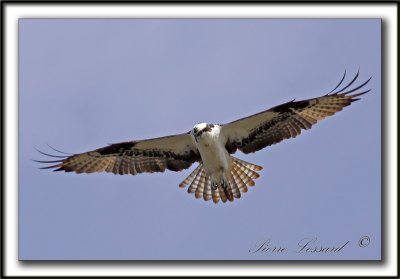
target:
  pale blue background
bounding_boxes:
[19,19,381,260]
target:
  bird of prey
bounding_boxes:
[36,71,371,204]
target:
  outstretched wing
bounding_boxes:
[36,133,200,175]
[221,71,371,154]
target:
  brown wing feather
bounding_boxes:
[36,133,201,175]
[222,71,371,154]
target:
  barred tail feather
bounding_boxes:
[221,180,235,203]
[233,163,255,186]
[232,164,249,193]
[211,183,220,203]
[228,173,242,199]
[231,156,263,192]
[203,174,212,201]
[195,170,207,199]
[187,166,204,194]
[178,157,262,204]
[232,157,263,171]
[179,164,202,188]
[218,184,228,203]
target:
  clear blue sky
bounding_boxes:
[19,19,381,260]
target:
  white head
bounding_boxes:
[191,123,214,142]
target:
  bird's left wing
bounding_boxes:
[221,71,371,154]
[36,133,200,175]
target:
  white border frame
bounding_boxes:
[4,3,398,277]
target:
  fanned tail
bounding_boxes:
[178,157,263,204]
[230,157,263,195]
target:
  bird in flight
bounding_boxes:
[36,71,371,204]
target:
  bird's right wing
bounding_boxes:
[36,133,201,175]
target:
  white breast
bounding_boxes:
[196,125,232,181]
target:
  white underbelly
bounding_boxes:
[197,137,231,179]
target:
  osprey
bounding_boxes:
[37,71,371,203]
